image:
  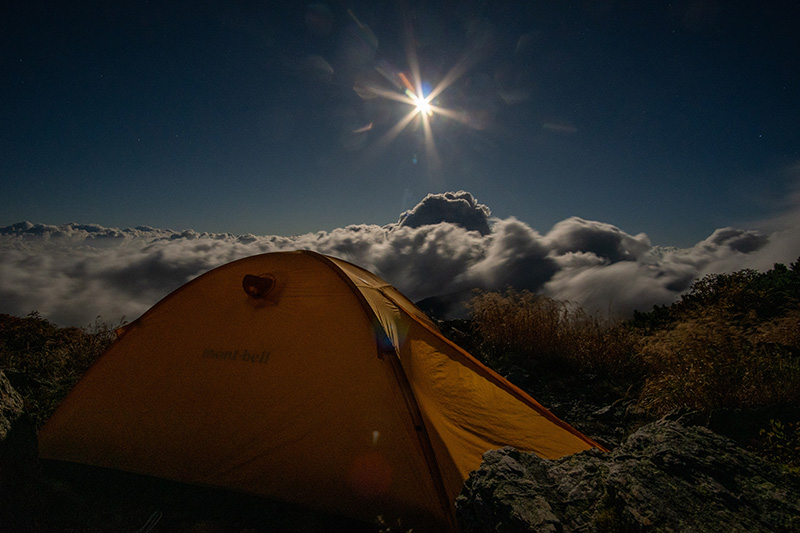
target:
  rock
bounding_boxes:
[0,370,24,442]
[456,414,800,532]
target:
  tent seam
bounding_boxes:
[301,250,458,530]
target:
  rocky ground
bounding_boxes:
[457,413,800,532]
[450,353,800,532]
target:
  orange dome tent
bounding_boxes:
[38,250,602,531]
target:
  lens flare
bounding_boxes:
[396,71,433,117]
[348,8,491,181]
[407,90,433,116]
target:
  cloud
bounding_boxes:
[396,191,492,235]
[540,224,778,317]
[2,192,797,326]
[541,261,687,316]
[464,217,557,290]
[545,217,651,263]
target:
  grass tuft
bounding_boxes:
[466,288,643,385]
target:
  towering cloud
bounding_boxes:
[1,191,796,326]
[396,191,492,235]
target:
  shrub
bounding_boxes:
[634,258,800,329]
[752,419,800,474]
[0,312,116,427]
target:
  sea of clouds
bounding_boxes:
[2,191,798,327]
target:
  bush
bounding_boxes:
[633,258,800,330]
[0,312,116,427]
[752,419,800,474]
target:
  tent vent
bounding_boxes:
[243,274,276,299]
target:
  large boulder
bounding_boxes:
[0,370,24,442]
[456,414,800,532]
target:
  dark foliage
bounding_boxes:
[0,312,116,428]
[632,257,800,330]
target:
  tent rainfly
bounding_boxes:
[38,250,603,531]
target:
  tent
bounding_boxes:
[38,250,602,531]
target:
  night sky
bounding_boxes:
[3,1,798,246]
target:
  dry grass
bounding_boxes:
[467,289,641,378]
[637,309,800,414]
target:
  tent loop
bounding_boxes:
[242,273,276,299]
